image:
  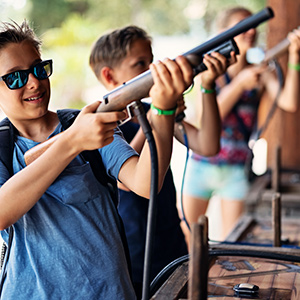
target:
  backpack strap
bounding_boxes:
[57,109,119,206]
[57,109,132,277]
[0,118,15,294]
[0,118,16,177]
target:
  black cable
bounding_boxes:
[132,101,158,300]
[177,122,191,232]
[209,248,300,263]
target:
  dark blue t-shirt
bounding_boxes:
[118,102,188,287]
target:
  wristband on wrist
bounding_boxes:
[150,103,176,115]
[288,62,300,71]
[200,84,215,94]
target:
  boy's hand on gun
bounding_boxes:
[201,51,237,88]
[68,101,127,152]
[288,28,300,56]
[236,65,267,91]
[149,56,193,110]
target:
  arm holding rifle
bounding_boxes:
[0,55,192,230]
[263,28,300,112]
[118,56,193,195]
[127,51,237,158]
[174,51,236,156]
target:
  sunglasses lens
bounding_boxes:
[1,60,53,90]
[34,61,52,80]
[6,71,28,89]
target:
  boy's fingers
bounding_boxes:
[175,55,194,86]
[97,111,127,123]
[82,101,101,113]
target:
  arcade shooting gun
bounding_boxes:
[24,7,274,165]
[246,29,297,65]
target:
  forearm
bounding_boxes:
[0,131,79,229]
[130,126,146,153]
[277,53,300,112]
[179,92,221,156]
[217,78,245,119]
[120,114,174,197]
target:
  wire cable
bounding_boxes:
[177,122,191,232]
[132,101,159,300]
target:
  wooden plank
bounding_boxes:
[224,215,255,243]
[150,262,189,300]
[245,173,271,205]
[261,190,300,204]
[207,256,299,299]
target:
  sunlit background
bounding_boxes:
[0,0,266,114]
[1,0,267,240]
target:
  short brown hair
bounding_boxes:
[89,25,152,81]
[0,20,41,54]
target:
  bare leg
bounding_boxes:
[180,194,209,250]
[221,199,244,240]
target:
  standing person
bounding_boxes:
[182,7,300,242]
[0,20,194,300]
[89,25,236,297]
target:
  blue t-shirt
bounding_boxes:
[0,123,138,300]
[118,103,188,286]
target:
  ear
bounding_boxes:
[100,66,118,89]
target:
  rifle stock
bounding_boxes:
[24,7,274,166]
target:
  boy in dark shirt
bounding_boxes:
[89,25,235,298]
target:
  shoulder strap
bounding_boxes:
[0,118,15,294]
[57,109,119,207]
[0,118,15,177]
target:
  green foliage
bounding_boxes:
[29,0,71,34]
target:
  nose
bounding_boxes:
[26,73,40,89]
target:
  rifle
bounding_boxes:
[97,7,274,113]
[24,7,274,165]
[246,33,292,65]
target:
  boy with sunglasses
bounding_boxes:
[0,20,194,299]
[89,25,236,298]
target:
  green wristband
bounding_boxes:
[288,63,300,71]
[150,103,176,115]
[200,84,215,94]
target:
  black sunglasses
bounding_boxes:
[0,59,53,90]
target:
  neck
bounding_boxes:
[14,111,59,142]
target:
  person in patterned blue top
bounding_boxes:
[0,20,194,299]
[89,25,236,298]
[182,7,300,242]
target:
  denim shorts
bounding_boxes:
[182,158,250,201]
